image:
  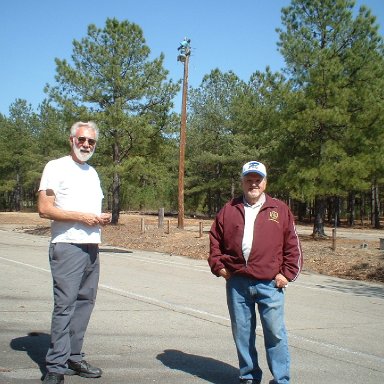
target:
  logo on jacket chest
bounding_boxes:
[269,210,279,223]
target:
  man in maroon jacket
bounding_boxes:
[208,161,303,384]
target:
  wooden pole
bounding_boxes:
[332,228,336,250]
[141,218,145,234]
[177,47,190,229]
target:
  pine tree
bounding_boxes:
[45,18,179,223]
[276,0,384,235]
[187,69,245,214]
[0,100,40,210]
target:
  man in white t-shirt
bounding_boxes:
[38,121,111,384]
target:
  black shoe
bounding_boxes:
[239,380,261,384]
[43,372,64,384]
[66,360,102,378]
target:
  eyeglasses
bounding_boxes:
[76,136,97,146]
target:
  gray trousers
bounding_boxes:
[46,242,100,374]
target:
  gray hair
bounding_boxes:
[70,121,99,140]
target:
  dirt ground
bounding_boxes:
[1,212,383,284]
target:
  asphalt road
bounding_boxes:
[0,228,383,384]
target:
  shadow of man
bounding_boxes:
[10,332,50,378]
[157,349,238,384]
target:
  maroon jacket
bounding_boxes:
[208,194,303,281]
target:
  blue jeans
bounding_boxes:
[226,275,290,384]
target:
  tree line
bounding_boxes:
[1,0,383,235]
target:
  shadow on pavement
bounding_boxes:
[10,332,50,377]
[157,349,238,384]
[317,279,384,299]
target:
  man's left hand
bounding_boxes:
[99,213,112,226]
[275,273,288,288]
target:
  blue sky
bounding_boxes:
[1,0,383,116]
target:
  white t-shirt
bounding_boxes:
[242,193,266,262]
[39,155,104,244]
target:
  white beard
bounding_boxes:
[72,143,95,162]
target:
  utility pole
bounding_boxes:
[177,37,191,229]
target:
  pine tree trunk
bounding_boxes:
[111,171,120,224]
[371,182,380,229]
[207,189,212,217]
[14,171,22,212]
[360,194,365,226]
[111,141,121,224]
[297,201,307,222]
[215,191,221,214]
[334,196,341,227]
[312,196,326,237]
[231,177,235,200]
[348,191,355,227]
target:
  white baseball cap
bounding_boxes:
[242,161,267,178]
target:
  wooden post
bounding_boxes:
[141,218,145,234]
[199,221,203,238]
[332,228,336,250]
[166,219,170,234]
[158,208,164,228]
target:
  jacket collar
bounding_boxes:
[231,194,277,210]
